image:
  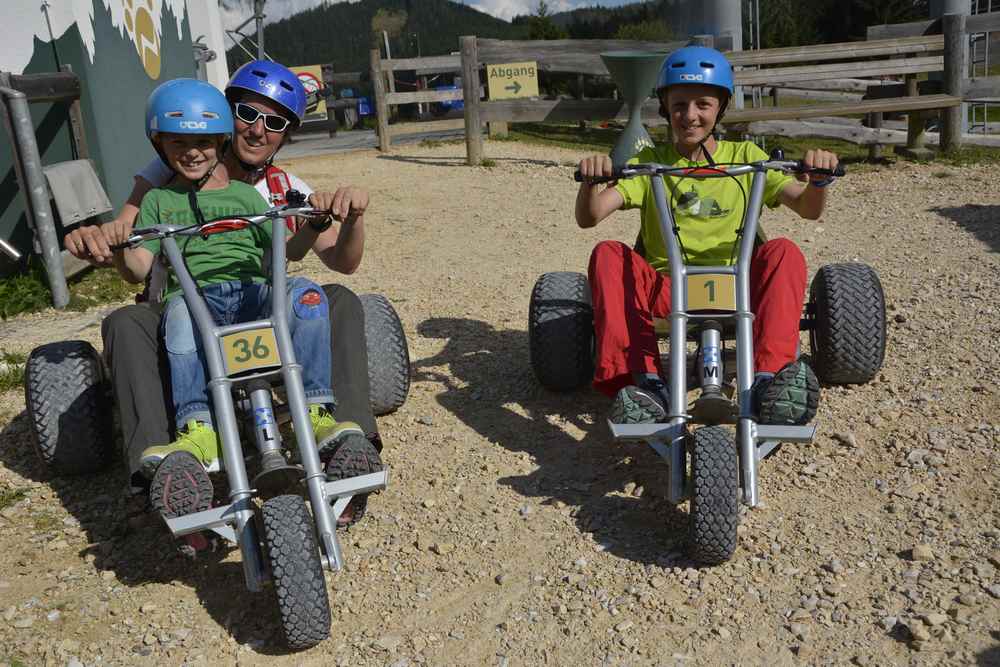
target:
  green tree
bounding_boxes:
[527,0,567,40]
[614,19,672,42]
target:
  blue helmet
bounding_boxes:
[656,46,734,97]
[226,60,307,127]
[145,78,233,140]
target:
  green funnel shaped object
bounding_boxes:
[601,50,669,167]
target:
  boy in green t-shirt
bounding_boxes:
[111,79,362,519]
[576,46,840,426]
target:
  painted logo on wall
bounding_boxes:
[123,0,161,79]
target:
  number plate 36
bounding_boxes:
[686,273,736,312]
[221,327,281,376]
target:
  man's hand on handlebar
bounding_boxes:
[308,186,369,225]
[577,155,616,186]
[64,218,135,265]
[799,149,840,184]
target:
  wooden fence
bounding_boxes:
[369,12,1000,165]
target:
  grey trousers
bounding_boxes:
[101,284,377,484]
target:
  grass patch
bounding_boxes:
[0,258,134,320]
[32,512,60,532]
[0,350,26,391]
[480,158,497,168]
[0,484,27,511]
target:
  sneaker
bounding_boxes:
[610,378,669,424]
[139,420,221,479]
[752,360,820,426]
[309,405,365,457]
[324,433,383,527]
[148,451,214,519]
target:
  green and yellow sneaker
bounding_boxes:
[139,420,221,480]
[308,405,365,457]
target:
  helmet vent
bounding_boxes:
[671,61,685,68]
[201,111,220,119]
[699,61,716,69]
[279,81,294,92]
[250,69,268,78]
[166,111,184,117]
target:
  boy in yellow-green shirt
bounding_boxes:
[575,46,840,426]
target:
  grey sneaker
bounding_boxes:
[610,378,669,424]
[752,360,820,425]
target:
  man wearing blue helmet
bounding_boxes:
[65,61,382,527]
[107,78,362,520]
[576,46,839,427]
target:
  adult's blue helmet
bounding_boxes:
[226,60,307,128]
[656,46,734,97]
[145,78,234,140]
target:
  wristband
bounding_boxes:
[809,177,835,189]
[308,216,333,233]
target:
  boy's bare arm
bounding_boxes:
[575,155,624,228]
[114,246,154,284]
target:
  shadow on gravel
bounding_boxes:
[930,204,1000,254]
[411,317,693,568]
[978,633,1000,666]
[0,410,295,653]
[377,154,565,170]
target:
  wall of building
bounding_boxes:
[0,0,197,274]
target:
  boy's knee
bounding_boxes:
[291,281,328,321]
[761,237,805,263]
[163,300,198,355]
[589,240,628,274]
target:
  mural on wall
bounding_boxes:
[1,0,187,79]
[0,0,195,273]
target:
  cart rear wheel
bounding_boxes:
[25,340,113,475]
[528,272,594,391]
[809,263,886,385]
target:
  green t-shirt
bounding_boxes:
[136,181,270,299]
[615,140,795,271]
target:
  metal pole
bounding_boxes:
[254,0,265,60]
[0,82,69,308]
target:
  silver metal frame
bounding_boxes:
[123,203,388,590]
[606,160,816,507]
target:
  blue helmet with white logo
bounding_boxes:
[226,60,307,128]
[656,46,734,97]
[145,78,234,140]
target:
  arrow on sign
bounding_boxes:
[505,81,521,94]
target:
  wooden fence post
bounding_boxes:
[370,48,391,152]
[460,35,483,165]
[895,74,934,159]
[941,12,967,153]
[867,112,883,161]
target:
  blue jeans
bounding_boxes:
[162,277,334,430]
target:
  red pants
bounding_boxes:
[588,238,807,397]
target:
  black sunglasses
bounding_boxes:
[233,102,292,133]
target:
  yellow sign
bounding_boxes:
[487,61,539,100]
[222,327,281,376]
[290,65,327,117]
[686,274,736,312]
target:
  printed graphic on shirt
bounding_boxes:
[675,185,731,219]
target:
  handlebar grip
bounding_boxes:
[574,168,624,184]
[109,241,131,251]
[797,160,846,178]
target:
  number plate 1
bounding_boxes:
[221,327,281,376]
[686,273,736,312]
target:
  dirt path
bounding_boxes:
[0,141,998,666]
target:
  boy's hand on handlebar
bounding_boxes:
[578,155,616,185]
[799,149,840,183]
[309,186,368,225]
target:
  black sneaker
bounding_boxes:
[324,433,383,528]
[752,360,820,426]
[610,377,669,424]
[148,451,214,519]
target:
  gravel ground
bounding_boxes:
[0,140,998,667]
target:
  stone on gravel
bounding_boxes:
[911,544,935,561]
